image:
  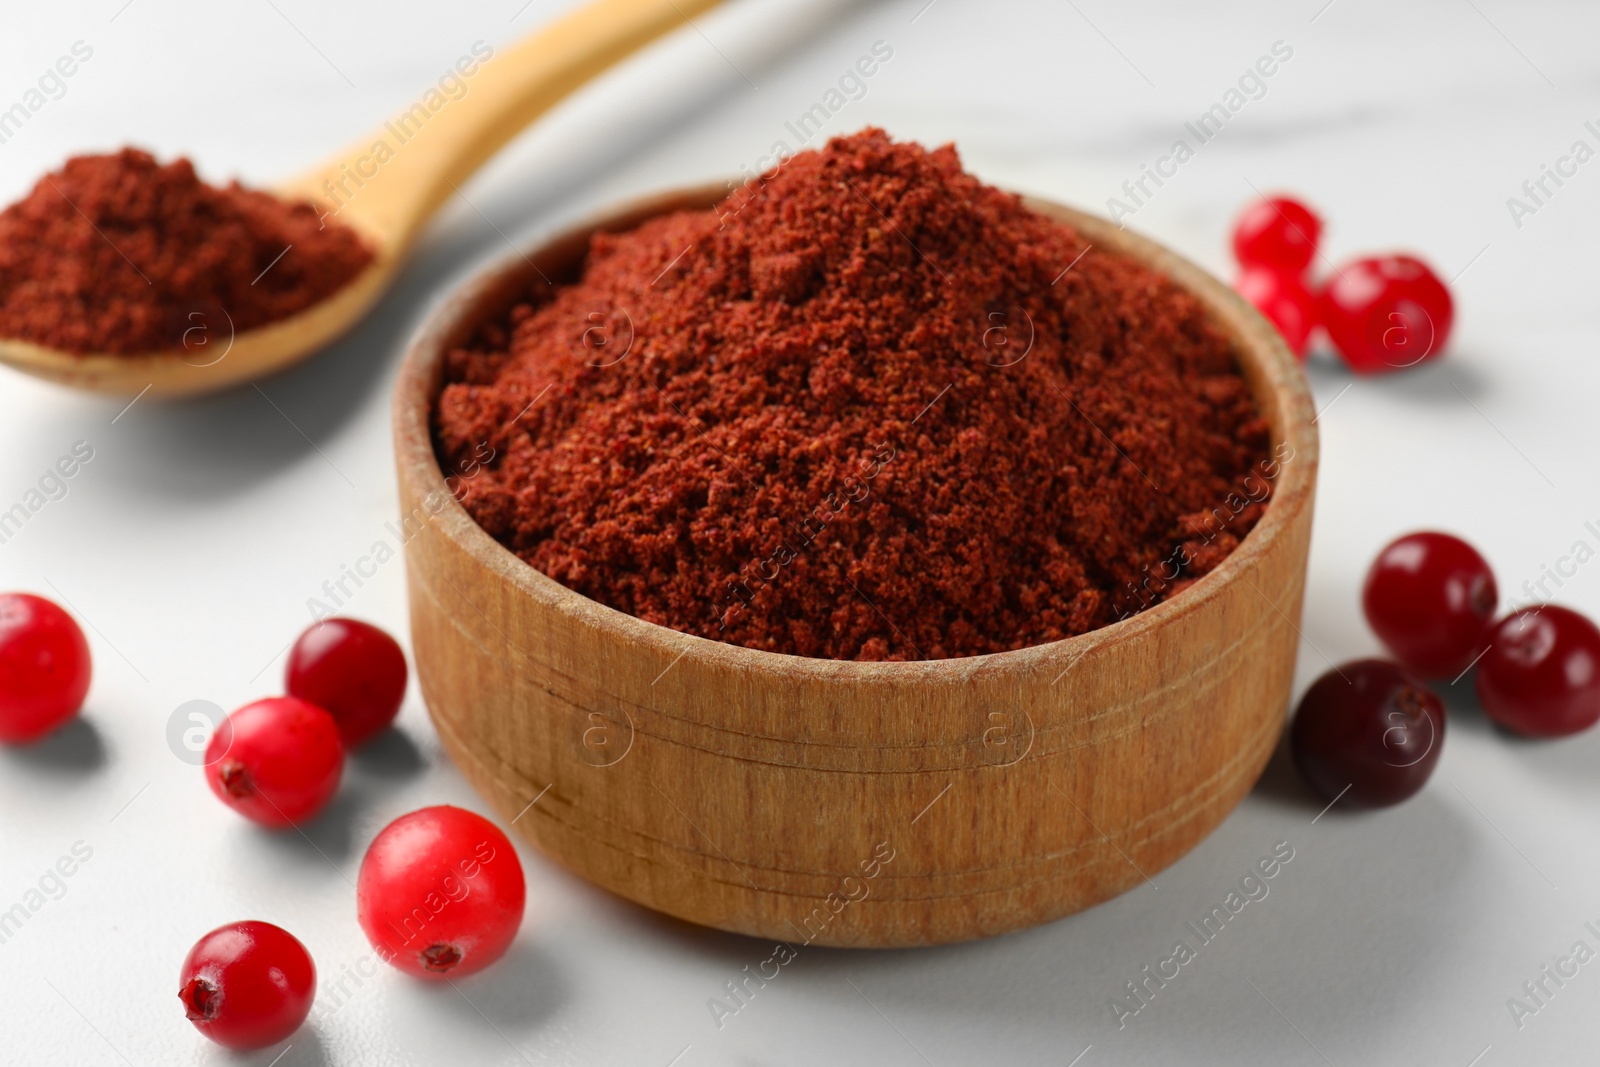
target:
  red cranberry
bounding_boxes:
[0,592,92,743]
[1290,659,1446,808]
[1232,195,1322,276]
[1476,606,1600,737]
[1235,267,1316,358]
[1321,254,1453,373]
[204,697,343,828]
[358,805,525,979]
[286,618,408,746]
[179,920,315,1050]
[1363,531,1497,678]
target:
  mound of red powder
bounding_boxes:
[0,148,372,355]
[434,129,1274,661]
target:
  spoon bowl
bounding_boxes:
[0,0,723,398]
[0,251,395,397]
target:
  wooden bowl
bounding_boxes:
[393,184,1318,948]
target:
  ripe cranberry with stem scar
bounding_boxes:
[1231,195,1322,276]
[1476,605,1600,738]
[0,592,92,743]
[286,617,408,746]
[1235,267,1316,358]
[178,920,315,1050]
[358,805,525,979]
[204,697,343,828]
[1291,659,1446,808]
[1320,254,1453,373]
[1363,531,1498,678]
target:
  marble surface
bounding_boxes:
[3,0,1599,1064]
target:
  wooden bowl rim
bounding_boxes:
[393,181,1319,682]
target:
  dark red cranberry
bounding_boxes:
[286,618,407,746]
[1477,606,1600,737]
[1291,659,1446,808]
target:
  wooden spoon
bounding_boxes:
[0,0,725,398]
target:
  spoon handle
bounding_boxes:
[282,0,727,253]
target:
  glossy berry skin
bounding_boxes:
[1232,195,1322,275]
[179,921,315,1050]
[1476,606,1600,737]
[1321,254,1453,373]
[205,698,343,828]
[358,806,525,979]
[0,593,92,743]
[1236,267,1316,358]
[286,618,408,746]
[1291,659,1445,808]
[1363,532,1497,678]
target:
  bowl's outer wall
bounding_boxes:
[394,186,1318,948]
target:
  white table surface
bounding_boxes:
[3,1,1598,1064]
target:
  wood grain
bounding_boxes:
[393,186,1319,948]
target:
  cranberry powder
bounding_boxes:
[0,148,371,355]
[434,130,1275,661]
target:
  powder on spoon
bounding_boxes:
[0,148,372,355]
[434,129,1277,662]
